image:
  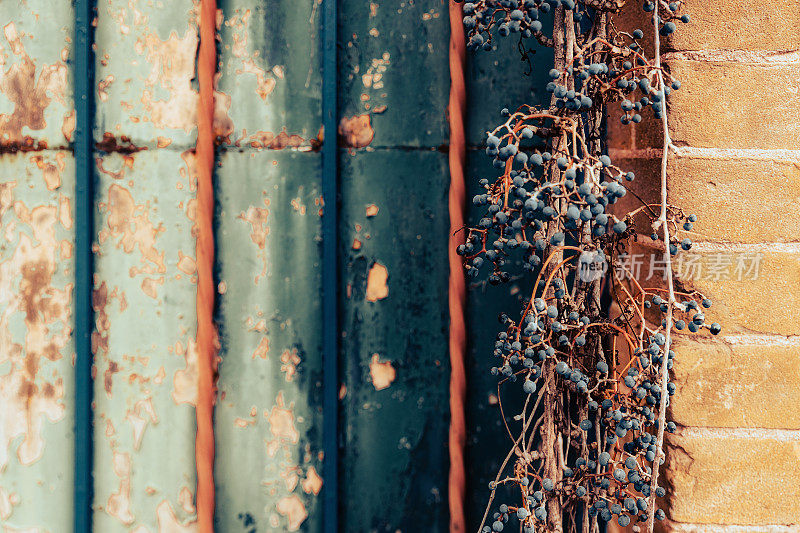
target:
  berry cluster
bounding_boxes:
[454,1,719,533]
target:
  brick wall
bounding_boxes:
[610,1,800,531]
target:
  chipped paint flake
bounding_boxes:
[338,114,374,149]
[369,354,396,391]
[301,466,323,496]
[275,494,307,531]
[366,262,388,302]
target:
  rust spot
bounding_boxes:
[266,393,299,445]
[366,204,379,217]
[280,348,301,382]
[106,451,134,524]
[239,128,321,151]
[125,398,158,451]
[366,262,388,302]
[177,252,197,275]
[140,277,164,299]
[30,152,66,190]
[237,198,270,283]
[98,184,166,275]
[369,354,396,391]
[155,500,198,532]
[338,114,374,149]
[97,74,114,102]
[62,110,76,141]
[0,23,69,147]
[104,360,119,396]
[352,238,362,250]
[252,337,269,360]
[95,132,147,154]
[172,339,198,406]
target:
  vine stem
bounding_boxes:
[646,7,677,532]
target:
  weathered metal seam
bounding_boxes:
[322,0,339,530]
[73,1,96,531]
[196,0,218,530]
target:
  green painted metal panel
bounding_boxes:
[0,2,76,530]
[338,150,450,532]
[91,150,199,531]
[0,151,76,530]
[212,1,325,531]
[214,150,325,532]
[91,0,202,529]
[336,2,451,530]
[93,0,200,149]
[215,0,322,148]
[338,0,450,148]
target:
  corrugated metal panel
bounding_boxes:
[0,152,76,531]
[91,1,201,530]
[91,151,200,531]
[0,1,76,530]
[211,1,325,532]
[337,1,451,530]
[214,151,325,533]
[0,2,558,531]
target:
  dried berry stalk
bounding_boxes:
[454,1,719,533]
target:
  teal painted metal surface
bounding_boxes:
[0,2,558,531]
[91,150,199,531]
[212,1,326,531]
[91,1,201,530]
[93,0,200,150]
[336,1,451,531]
[0,1,76,530]
[215,0,322,149]
[214,151,325,532]
[338,0,450,149]
[463,36,552,530]
[338,150,451,532]
[0,152,76,530]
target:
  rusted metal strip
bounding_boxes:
[74,0,96,530]
[322,0,339,531]
[447,2,467,532]
[196,0,218,531]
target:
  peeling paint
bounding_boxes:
[338,114,375,149]
[0,21,70,149]
[366,261,389,302]
[369,354,396,391]
[275,494,307,531]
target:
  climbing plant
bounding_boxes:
[455,1,721,532]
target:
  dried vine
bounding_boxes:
[454,1,720,532]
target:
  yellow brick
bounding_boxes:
[611,155,800,244]
[621,244,800,337]
[667,0,800,52]
[669,337,800,429]
[665,432,800,524]
[666,60,800,150]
